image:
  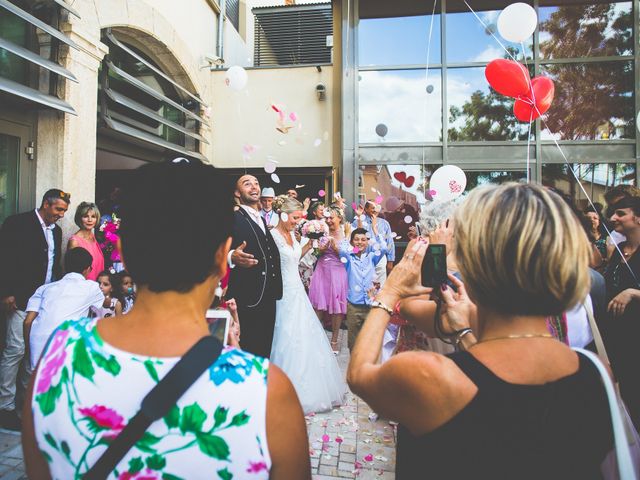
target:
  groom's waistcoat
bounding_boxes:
[228,208,283,307]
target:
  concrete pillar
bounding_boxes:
[35,23,108,244]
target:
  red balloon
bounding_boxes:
[513,76,555,122]
[393,171,407,183]
[485,59,531,98]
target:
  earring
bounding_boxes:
[214,282,223,298]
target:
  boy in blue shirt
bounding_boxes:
[339,228,388,351]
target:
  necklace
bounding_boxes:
[478,333,554,344]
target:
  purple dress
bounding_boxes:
[308,246,348,315]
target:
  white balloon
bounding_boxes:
[497,3,537,43]
[225,66,248,91]
[429,165,467,202]
[264,161,277,174]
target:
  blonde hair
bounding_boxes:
[453,183,590,316]
[273,195,302,214]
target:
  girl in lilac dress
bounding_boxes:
[308,205,349,353]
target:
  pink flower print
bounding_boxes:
[246,461,268,473]
[36,329,69,394]
[118,469,160,480]
[79,405,126,433]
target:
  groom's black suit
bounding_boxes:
[227,208,282,358]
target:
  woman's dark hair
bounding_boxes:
[611,196,640,217]
[119,160,234,292]
[309,201,324,216]
[64,247,93,274]
[98,270,125,305]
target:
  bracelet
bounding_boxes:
[371,299,394,316]
[454,328,473,350]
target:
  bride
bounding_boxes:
[270,196,347,414]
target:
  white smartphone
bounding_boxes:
[205,309,231,347]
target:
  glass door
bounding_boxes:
[0,133,20,223]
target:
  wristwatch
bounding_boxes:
[370,299,394,316]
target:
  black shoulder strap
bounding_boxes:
[448,351,502,389]
[84,336,224,479]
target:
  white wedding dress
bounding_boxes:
[270,229,347,414]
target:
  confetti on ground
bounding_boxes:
[322,434,330,443]
[364,454,374,462]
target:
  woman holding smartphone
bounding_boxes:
[348,183,613,478]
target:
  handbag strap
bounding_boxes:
[84,335,224,479]
[574,348,637,480]
[583,300,611,365]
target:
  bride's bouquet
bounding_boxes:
[301,219,329,254]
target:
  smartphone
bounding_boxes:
[421,244,447,288]
[205,309,231,346]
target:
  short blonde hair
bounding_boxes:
[453,183,590,316]
[74,202,100,229]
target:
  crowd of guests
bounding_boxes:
[0,160,638,478]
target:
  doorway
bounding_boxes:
[0,118,33,223]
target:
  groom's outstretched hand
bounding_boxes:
[232,241,259,268]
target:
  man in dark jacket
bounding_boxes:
[227,175,282,358]
[0,189,69,429]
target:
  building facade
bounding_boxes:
[337,0,640,236]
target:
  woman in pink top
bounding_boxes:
[68,202,104,280]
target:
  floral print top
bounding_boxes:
[32,318,271,480]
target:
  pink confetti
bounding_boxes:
[318,189,326,197]
[364,454,374,462]
[354,461,363,469]
[351,202,358,210]
[428,189,437,196]
[353,246,360,254]
[335,436,343,443]
[289,112,298,122]
[375,195,383,204]
[271,103,281,113]
[242,144,256,155]
[322,434,330,443]
[278,111,285,122]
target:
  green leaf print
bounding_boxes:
[91,351,121,376]
[129,457,144,474]
[44,433,57,450]
[41,450,52,463]
[61,441,71,459]
[229,411,250,427]
[217,467,233,480]
[164,405,180,429]
[72,338,95,381]
[144,359,160,383]
[35,381,62,416]
[180,403,206,434]
[146,453,167,470]
[213,406,228,429]
[136,432,162,453]
[162,474,185,480]
[195,432,230,460]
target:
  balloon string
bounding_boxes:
[422,0,437,197]
[462,0,520,63]
[526,111,532,183]
[521,41,533,185]
[534,105,640,288]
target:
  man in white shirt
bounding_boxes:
[260,187,279,229]
[24,247,103,370]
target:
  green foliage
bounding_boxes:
[195,433,230,460]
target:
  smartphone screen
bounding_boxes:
[205,309,231,346]
[421,244,447,288]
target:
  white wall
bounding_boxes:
[210,65,334,168]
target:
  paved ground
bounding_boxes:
[0,332,396,479]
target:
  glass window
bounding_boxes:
[358,69,442,143]
[0,133,19,223]
[358,15,441,67]
[539,1,633,59]
[0,11,29,84]
[542,162,637,207]
[540,61,634,140]
[465,170,526,190]
[447,67,533,141]
[445,5,533,63]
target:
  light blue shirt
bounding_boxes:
[350,214,396,262]
[35,209,55,284]
[339,236,388,305]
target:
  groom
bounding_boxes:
[227,175,283,358]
